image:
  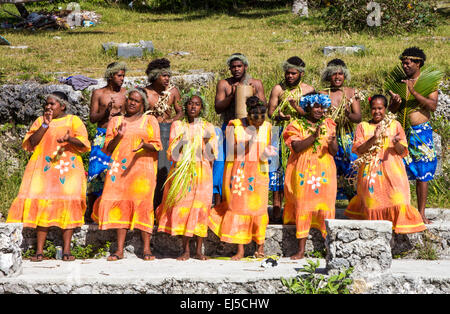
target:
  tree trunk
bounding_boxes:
[292,0,308,17]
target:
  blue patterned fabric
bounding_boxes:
[212,123,227,195]
[403,121,437,182]
[268,125,284,191]
[334,131,357,200]
[87,128,112,196]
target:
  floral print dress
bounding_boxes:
[7,115,91,229]
[283,117,337,239]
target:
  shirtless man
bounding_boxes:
[267,56,314,223]
[86,62,128,222]
[319,58,361,200]
[144,58,182,208]
[213,53,266,206]
[388,47,439,224]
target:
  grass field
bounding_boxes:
[0,2,448,217]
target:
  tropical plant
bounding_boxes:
[281,259,354,294]
[384,65,444,130]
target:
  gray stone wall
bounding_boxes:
[0,223,23,277]
[325,219,393,274]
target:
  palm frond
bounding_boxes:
[384,65,444,129]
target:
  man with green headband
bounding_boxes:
[86,61,128,222]
[144,58,183,208]
[212,53,266,206]
[267,56,314,223]
[319,58,361,201]
[388,47,440,224]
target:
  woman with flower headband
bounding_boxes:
[92,88,162,261]
[208,96,276,261]
[344,95,426,234]
[156,89,218,261]
[7,91,91,262]
[283,92,338,260]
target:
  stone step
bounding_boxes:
[1,257,449,294]
[19,209,450,260]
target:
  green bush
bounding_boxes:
[323,0,438,34]
[281,259,354,294]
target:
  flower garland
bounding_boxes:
[353,112,397,170]
[298,116,326,153]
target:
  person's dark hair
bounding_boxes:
[286,56,305,68]
[246,96,266,115]
[327,58,347,68]
[400,47,426,67]
[369,94,388,108]
[145,58,171,82]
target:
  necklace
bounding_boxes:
[298,115,326,153]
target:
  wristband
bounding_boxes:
[41,123,49,129]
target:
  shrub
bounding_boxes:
[281,259,354,294]
[323,0,438,34]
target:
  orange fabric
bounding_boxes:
[283,118,337,239]
[156,120,218,237]
[92,114,162,233]
[345,120,426,234]
[208,119,271,245]
[7,115,90,229]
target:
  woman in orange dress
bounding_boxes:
[92,88,162,261]
[7,91,91,262]
[283,93,338,260]
[156,92,218,260]
[344,95,426,234]
[208,96,276,260]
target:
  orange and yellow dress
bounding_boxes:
[156,119,218,237]
[92,114,162,233]
[344,120,426,234]
[7,115,91,229]
[208,119,272,245]
[283,117,337,239]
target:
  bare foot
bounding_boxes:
[177,251,190,261]
[254,251,265,258]
[421,214,431,224]
[231,253,244,261]
[142,249,155,261]
[30,253,44,262]
[193,253,209,261]
[290,251,305,260]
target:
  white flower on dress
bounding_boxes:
[368,172,377,185]
[54,159,70,175]
[108,161,120,175]
[307,176,322,190]
[232,181,246,196]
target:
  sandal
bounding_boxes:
[143,254,155,261]
[30,254,44,262]
[107,254,123,261]
[62,254,75,261]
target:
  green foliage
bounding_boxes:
[415,231,439,260]
[70,241,112,259]
[323,0,439,34]
[22,240,112,260]
[281,259,354,294]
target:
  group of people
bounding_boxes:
[6,46,439,262]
